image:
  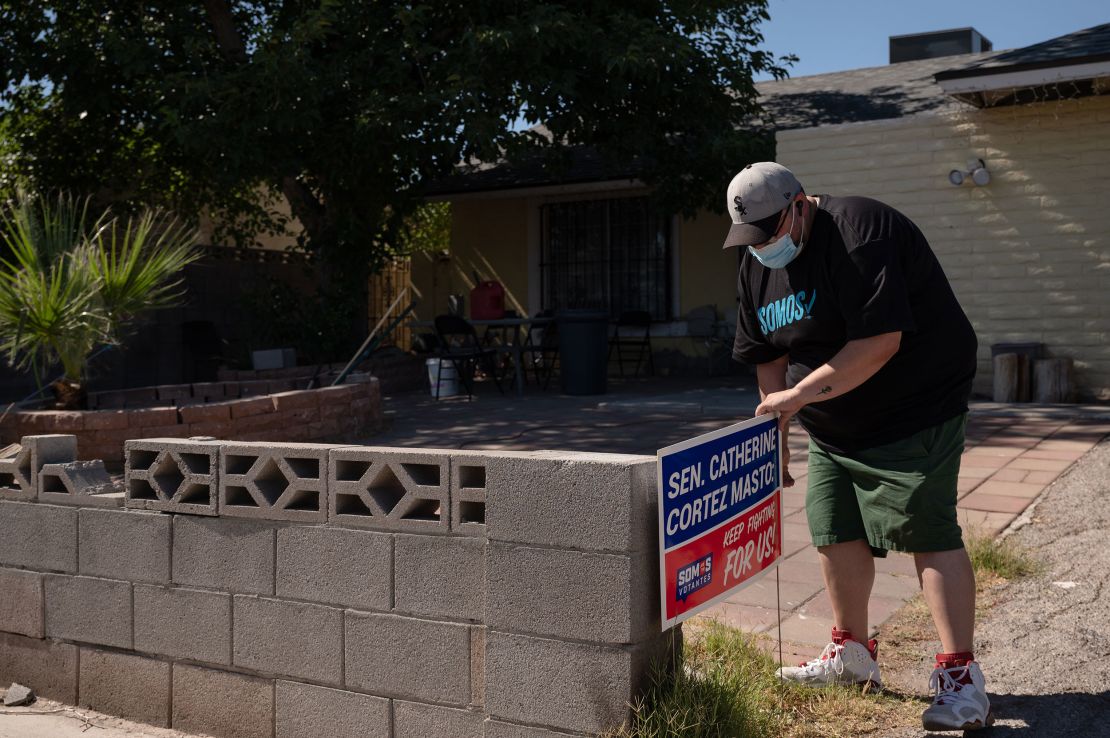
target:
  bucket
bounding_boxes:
[426,358,459,398]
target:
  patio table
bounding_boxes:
[410,316,555,395]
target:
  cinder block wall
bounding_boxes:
[0,381,383,464]
[0,436,673,738]
[777,94,1110,400]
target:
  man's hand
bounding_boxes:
[755,387,806,433]
[755,388,805,488]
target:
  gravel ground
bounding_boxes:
[879,438,1110,737]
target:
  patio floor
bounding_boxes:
[365,376,1110,662]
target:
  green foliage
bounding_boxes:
[0,2,791,272]
[236,274,362,366]
[398,203,451,255]
[605,623,780,738]
[965,529,1038,580]
[0,189,202,386]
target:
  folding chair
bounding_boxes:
[521,310,560,390]
[608,310,655,377]
[433,315,504,400]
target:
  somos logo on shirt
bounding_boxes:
[758,290,816,335]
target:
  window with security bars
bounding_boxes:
[540,197,672,321]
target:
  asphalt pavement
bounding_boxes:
[880,438,1110,737]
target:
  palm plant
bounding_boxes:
[0,190,202,409]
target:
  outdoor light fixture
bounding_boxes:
[948,158,991,186]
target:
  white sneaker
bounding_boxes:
[777,638,882,688]
[921,661,993,731]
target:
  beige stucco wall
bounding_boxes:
[411,197,532,323]
[776,94,1110,400]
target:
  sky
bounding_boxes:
[753,0,1108,80]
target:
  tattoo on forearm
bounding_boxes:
[817,385,832,396]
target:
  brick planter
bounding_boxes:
[0,380,382,464]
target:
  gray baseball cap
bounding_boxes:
[722,162,803,249]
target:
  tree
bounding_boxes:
[0,190,202,408]
[0,2,792,285]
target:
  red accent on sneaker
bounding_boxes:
[935,652,976,685]
[935,651,974,665]
[831,628,879,662]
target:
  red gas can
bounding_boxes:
[470,280,505,320]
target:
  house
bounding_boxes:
[414,24,1110,400]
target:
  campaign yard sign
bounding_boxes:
[657,413,783,630]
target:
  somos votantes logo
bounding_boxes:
[675,553,713,601]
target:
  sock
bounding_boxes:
[936,651,975,685]
[832,628,879,661]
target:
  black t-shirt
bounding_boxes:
[732,195,978,454]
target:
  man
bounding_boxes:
[723,162,990,732]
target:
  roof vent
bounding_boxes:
[889,28,992,64]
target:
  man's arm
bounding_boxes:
[756,353,789,400]
[754,353,795,486]
[754,331,902,427]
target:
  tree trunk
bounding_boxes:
[993,353,1020,403]
[51,379,88,410]
[1033,358,1074,403]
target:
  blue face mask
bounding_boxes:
[748,203,803,269]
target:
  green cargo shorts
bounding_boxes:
[805,413,968,557]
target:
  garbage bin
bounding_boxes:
[557,309,609,395]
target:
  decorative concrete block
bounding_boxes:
[44,575,132,649]
[125,438,220,516]
[38,460,125,507]
[172,664,274,738]
[0,631,78,703]
[233,596,343,685]
[0,444,32,501]
[172,516,274,596]
[0,435,77,501]
[394,534,484,621]
[394,700,484,738]
[27,433,78,477]
[0,501,77,572]
[276,526,391,611]
[134,585,232,665]
[275,681,390,738]
[486,631,671,735]
[329,447,450,533]
[487,543,657,643]
[79,648,171,727]
[79,508,171,584]
[451,456,488,536]
[0,567,43,637]
[221,442,331,522]
[484,452,657,553]
[345,612,471,705]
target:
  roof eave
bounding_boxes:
[936,59,1110,98]
[424,177,647,202]
[935,53,1110,82]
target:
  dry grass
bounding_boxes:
[964,527,1039,581]
[602,620,921,738]
[611,532,1039,737]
